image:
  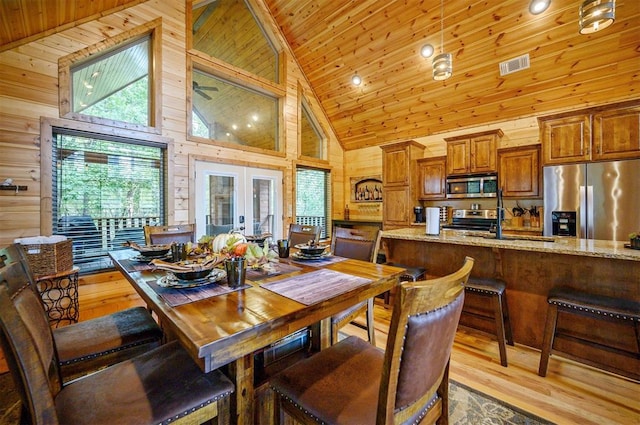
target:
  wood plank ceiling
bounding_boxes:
[1,0,639,151]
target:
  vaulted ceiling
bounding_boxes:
[1,0,639,151]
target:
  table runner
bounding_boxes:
[261,268,372,305]
[147,280,250,307]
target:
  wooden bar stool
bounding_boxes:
[538,286,640,380]
[381,262,426,308]
[460,277,514,367]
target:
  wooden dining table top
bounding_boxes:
[109,249,405,373]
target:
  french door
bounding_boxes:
[195,161,282,239]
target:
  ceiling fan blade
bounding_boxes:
[200,86,219,91]
[196,90,212,101]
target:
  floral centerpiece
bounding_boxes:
[629,232,640,249]
[208,232,278,271]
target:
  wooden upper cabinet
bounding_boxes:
[539,115,591,165]
[380,141,425,228]
[592,106,640,161]
[539,101,640,165]
[417,157,446,200]
[445,129,502,175]
[498,145,541,198]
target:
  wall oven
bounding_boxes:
[446,174,498,199]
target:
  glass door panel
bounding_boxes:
[195,161,281,240]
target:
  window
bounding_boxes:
[191,69,279,150]
[192,0,278,83]
[59,21,160,130]
[296,167,331,239]
[189,1,283,152]
[300,97,326,159]
[71,36,151,125]
[50,128,166,274]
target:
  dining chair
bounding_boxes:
[330,228,382,345]
[144,223,195,245]
[0,256,234,425]
[270,257,474,425]
[288,223,322,246]
[1,244,163,383]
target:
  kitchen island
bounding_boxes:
[381,228,639,379]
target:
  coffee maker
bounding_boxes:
[414,206,424,223]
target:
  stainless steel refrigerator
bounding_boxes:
[543,159,640,241]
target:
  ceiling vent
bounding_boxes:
[499,54,530,76]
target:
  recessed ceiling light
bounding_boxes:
[529,0,551,14]
[420,44,434,58]
[351,73,362,86]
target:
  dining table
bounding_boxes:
[109,248,405,425]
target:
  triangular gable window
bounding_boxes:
[192,0,278,83]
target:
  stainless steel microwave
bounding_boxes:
[446,174,498,199]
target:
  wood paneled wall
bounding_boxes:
[0,0,344,246]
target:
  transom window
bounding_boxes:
[300,97,326,160]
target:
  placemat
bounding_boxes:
[289,254,348,266]
[147,280,250,307]
[246,262,302,280]
[261,268,372,305]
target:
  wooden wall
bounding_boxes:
[0,0,345,247]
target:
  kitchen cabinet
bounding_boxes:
[445,129,503,175]
[498,145,541,198]
[417,156,446,200]
[592,105,640,161]
[539,101,640,165]
[381,141,425,228]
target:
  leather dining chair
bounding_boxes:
[330,228,381,345]
[1,244,163,383]
[0,256,234,425]
[144,224,195,245]
[271,257,474,425]
[288,223,322,247]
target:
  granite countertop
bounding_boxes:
[381,228,640,262]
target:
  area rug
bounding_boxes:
[449,380,555,425]
[0,372,553,425]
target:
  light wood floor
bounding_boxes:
[344,301,639,425]
[1,276,637,425]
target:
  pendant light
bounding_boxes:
[579,0,615,34]
[432,0,452,81]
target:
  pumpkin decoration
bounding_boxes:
[211,232,247,253]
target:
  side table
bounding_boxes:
[36,266,80,328]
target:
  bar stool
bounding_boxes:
[538,286,640,380]
[460,277,514,367]
[380,262,426,308]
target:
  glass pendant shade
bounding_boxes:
[579,0,615,34]
[432,53,452,81]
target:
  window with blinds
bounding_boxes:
[52,129,166,273]
[295,167,331,239]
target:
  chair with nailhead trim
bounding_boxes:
[270,257,474,425]
[0,253,234,425]
[538,286,640,380]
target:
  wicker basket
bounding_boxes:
[20,239,73,278]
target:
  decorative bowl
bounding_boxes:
[136,244,172,257]
[295,244,328,256]
[173,268,212,280]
